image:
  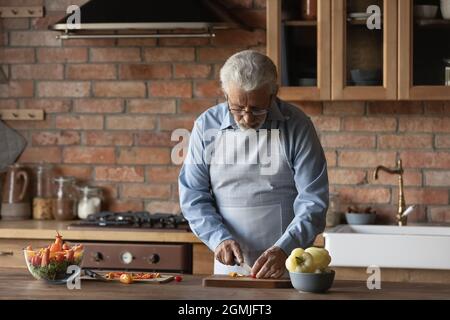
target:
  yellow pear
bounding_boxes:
[293,252,315,273]
[285,255,298,272]
[305,247,331,270]
[290,248,305,258]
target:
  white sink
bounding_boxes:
[323,225,450,270]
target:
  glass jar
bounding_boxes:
[32,164,55,220]
[77,186,103,220]
[326,193,342,228]
[445,59,450,86]
[53,177,77,221]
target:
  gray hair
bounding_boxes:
[220,50,278,95]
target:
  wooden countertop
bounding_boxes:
[0,268,449,300]
[0,220,202,243]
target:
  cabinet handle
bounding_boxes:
[0,251,13,256]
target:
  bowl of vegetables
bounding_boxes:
[24,232,84,284]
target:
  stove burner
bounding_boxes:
[72,211,189,229]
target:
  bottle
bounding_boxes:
[77,186,103,220]
[53,177,78,221]
[326,193,342,228]
[32,163,55,220]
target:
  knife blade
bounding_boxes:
[234,259,252,276]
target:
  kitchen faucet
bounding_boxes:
[373,159,407,226]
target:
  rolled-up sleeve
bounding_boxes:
[178,118,233,252]
[274,118,329,255]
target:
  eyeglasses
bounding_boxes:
[226,95,272,116]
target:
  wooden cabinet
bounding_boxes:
[267,0,450,101]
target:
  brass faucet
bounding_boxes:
[373,159,407,226]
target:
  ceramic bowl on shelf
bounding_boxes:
[345,212,376,225]
[350,69,382,86]
[414,5,439,19]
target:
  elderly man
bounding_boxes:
[179,50,328,279]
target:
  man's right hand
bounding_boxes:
[214,239,244,266]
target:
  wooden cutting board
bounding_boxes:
[202,275,292,289]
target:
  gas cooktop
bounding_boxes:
[68,211,190,231]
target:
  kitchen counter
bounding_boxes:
[0,268,449,300]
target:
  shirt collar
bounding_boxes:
[219,98,286,131]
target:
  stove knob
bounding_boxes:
[121,251,134,265]
[148,254,160,264]
[92,252,103,262]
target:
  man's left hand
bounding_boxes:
[251,246,287,279]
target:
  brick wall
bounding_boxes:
[0,0,449,223]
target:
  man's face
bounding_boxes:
[226,84,272,131]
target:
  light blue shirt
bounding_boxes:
[178,98,329,255]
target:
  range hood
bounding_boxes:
[49,0,249,39]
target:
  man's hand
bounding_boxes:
[251,246,287,279]
[214,239,244,266]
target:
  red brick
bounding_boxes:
[291,102,323,115]
[143,47,195,62]
[93,182,118,200]
[321,134,375,149]
[121,184,171,200]
[20,99,71,113]
[424,101,450,114]
[0,81,34,98]
[106,115,155,130]
[146,166,180,183]
[149,81,192,98]
[18,147,61,164]
[378,134,433,149]
[63,147,115,164]
[436,135,450,149]
[323,102,365,115]
[0,99,17,109]
[32,131,80,146]
[368,170,423,187]
[339,151,397,168]
[56,115,103,130]
[425,171,450,187]
[173,64,212,79]
[158,37,209,46]
[160,115,196,131]
[135,132,174,147]
[118,147,171,165]
[94,82,146,98]
[399,118,450,133]
[31,11,64,30]
[397,189,449,205]
[63,39,116,47]
[401,151,450,169]
[146,201,181,214]
[2,18,29,30]
[328,169,367,185]
[0,48,35,63]
[325,151,337,167]
[212,29,265,46]
[85,132,133,146]
[117,38,157,46]
[127,99,176,114]
[90,48,141,62]
[194,80,222,98]
[66,64,117,80]
[197,47,246,62]
[11,64,63,80]
[38,81,90,98]
[310,116,341,132]
[73,99,124,113]
[429,206,450,223]
[95,166,144,182]
[10,31,60,46]
[336,187,391,204]
[37,48,88,63]
[108,200,144,212]
[54,165,93,181]
[179,99,216,113]
[367,101,423,114]
[119,64,171,80]
[343,117,397,132]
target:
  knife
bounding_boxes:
[83,269,108,281]
[235,260,252,276]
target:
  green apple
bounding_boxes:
[290,248,305,258]
[305,247,332,271]
[285,255,297,272]
[293,252,315,273]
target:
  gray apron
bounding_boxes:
[210,120,298,275]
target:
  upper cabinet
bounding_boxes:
[267,0,450,101]
[398,0,450,100]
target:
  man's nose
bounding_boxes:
[243,113,254,123]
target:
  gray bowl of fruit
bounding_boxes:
[345,207,377,225]
[285,247,335,293]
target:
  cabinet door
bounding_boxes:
[332,0,398,100]
[267,0,331,101]
[398,0,450,100]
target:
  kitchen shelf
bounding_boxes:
[283,20,317,27]
[415,19,450,28]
